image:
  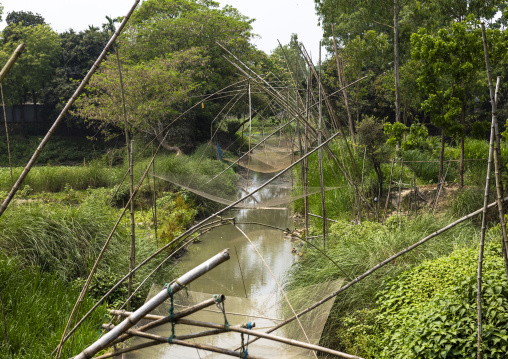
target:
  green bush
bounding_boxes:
[284,215,479,349]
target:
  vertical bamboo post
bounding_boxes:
[0,43,25,188]
[318,42,327,248]
[397,160,403,224]
[482,24,508,281]
[128,140,135,311]
[383,159,395,222]
[1,85,12,186]
[245,79,252,191]
[477,79,498,359]
[304,71,310,238]
[152,144,158,247]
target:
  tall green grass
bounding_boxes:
[284,215,479,348]
[0,163,123,193]
[0,188,126,281]
[0,255,107,358]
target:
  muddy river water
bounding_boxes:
[126,170,337,358]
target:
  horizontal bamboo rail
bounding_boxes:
[73,249,230,359]
[109,295,225,345]
[176,318,363,359]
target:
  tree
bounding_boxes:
[411,17,507,185]
[357,115,389,196]
[75,0,261,150]
[42,28,110,123]
[3,10,46,42]
[0,23,61,122]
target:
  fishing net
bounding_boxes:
[124,279,343,358]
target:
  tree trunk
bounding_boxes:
[394,0,401,123]
[155,133,181,155]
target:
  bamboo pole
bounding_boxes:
[243,196,508,348]
[73,249,230,359]
[234,246,248,299]
[108,329,265,359]
[177,318,363,359]
[482,24,508,281]
[477,77,499,359]
[116,42,136,312]
[318,42,327,249]
[109,295,226,345]
[397,160,403,223]
[0,43,25,83]
[0,1,141,219]
[0,43,25,187]
[383,159,395,221]
[1,85,12,186]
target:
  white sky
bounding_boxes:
[0,0,325,58]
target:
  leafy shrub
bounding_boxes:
[284,215,478,349]
[377,241,507,358]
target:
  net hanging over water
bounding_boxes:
[124,279,344,359]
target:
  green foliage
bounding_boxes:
[284,215,479,349]
[0,255,107,358]
[0,164,123,193]
[156,192,198,246]
[0,188,125,280]
[376,241,507,358]
[384,122,408,148]
[401,121,429,151]
[0,23,61,106]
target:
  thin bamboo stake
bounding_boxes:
[234,246,248,299]
[383,158,395,222]
[177,318,363,359]
[0,43,26,187]
[397,160,403,224]
[318,42,327,249]
[115,52,134,310]
[113,329,265,359]
[234,226,318,359]
[360,147,367,223]
[1,85,12,186]
[73,249,230,359]
[483,23,508,281]
[0,1,140,219]
[304,71,310,238]
[477,77,499,359]
[243,196,508,348]
[432,161,450,215]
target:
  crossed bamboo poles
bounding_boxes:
[73,249,362,359]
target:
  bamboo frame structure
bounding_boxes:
[73,249,230,359]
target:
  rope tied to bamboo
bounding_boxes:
[240,322,252,358]
[165,283,176,343]
[216,294,230,331]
